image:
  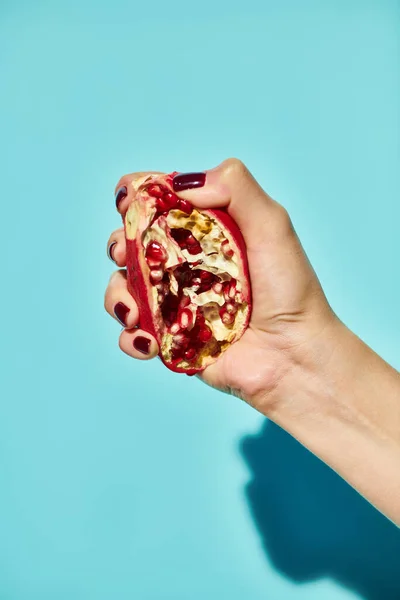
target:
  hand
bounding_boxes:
[104,159,337,411]
[104,159,400,523]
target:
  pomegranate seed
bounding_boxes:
[171,347,184,360]
[156,197,169,212]
[225,302,237,315]
[186,234,197,247]
[220,307,235,325]
[224,279,237,301]
[150,269,163,284]
[212,282,223,294]
[184,347,197,360]
[179,308,194,330]
[163,191,179,209]
[147,185,163,198]
[187,243,202,255]
[170,228,191,248]
[221,240,234,258]
[178,199,193,214]
[223,282,230,301]
[146,257,162,268]
[170,322,181,334]
[173,333,189,348]
[199,270,213,282]
[199,326,212,342]
[145,240,167,262]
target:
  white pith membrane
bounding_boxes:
[125,183,249,370]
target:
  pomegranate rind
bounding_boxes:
[122,172,252,374]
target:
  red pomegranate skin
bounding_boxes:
[118,171,252,375]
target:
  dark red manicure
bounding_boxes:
[133,336,151,355]
[114,302,130,327]
[107,241,117,263]
[115,186,127,209]
[172,172,206,192]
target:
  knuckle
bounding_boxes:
[275,204,294,233]
[220,157,249,180]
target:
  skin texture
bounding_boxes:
[105,159,400,524]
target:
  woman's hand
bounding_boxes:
[105,159,400,524]
[105,159,337,411]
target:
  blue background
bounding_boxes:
[1,1,399,599]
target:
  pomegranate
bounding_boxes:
[120,172,252,375]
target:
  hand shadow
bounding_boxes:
[240,420,400,600]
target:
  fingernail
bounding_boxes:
[133,336,151,355]
[107,241,117,263]
[172,172,206,192]
[114,302,130,327]
[115,186,127,209]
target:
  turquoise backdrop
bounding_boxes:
[1,1,399,599]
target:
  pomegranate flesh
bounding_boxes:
[121,172,252,375]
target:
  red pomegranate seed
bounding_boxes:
[212,282,223,294]
[186,234,198,247]
[147,185,164,198]
[199,270,213,282]
[187,243,202,255]
[178,199,193,214]
[170,322,181,334]
[225,302,237,315]
[145,240,167,262]
[156,197,169,212]
[171,347,184,360]
[228,279,237,299]
[170,228,191,248]
[163,191,179,209]
[179,308,194,329]
[220,307,235,325]
[173,333,189,348]
[223,279,237,301]
[146,257,162,268]
[221,240,234,258]
[184,347,197,360]
[199,326,212,342]
[223,282,230,300]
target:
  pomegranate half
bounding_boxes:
[120,172,251,375]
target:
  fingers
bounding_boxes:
[107,227,126,267]
[119,328,159,360]
[104,270,139,329]
[105,269,160,361]
[171,158,290,248]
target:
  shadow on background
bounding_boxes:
[240,421,400,600]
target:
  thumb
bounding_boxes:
[172,158,287,248]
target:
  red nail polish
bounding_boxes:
[107,241,117,263]
[115,186,127,209]
[172,172,206,192]
[114,302,130,326]
[133,336,151,354]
